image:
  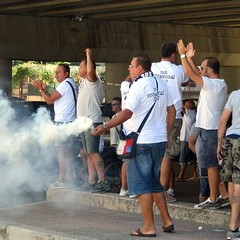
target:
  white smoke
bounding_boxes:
[0,96,92,207]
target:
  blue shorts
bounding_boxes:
[54,121,74,147]
[126,142,166,195]
[81,122,102,154]
[196,129,218,168]
[179,141,196,165]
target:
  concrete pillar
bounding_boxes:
[221,67,240,93]
[0,59,12,97]
[105,63,129,102]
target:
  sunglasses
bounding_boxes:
[111,103,120,106]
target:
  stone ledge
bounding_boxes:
[46,188,230,227]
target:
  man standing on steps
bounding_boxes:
[77,48,110,193]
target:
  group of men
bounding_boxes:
[33,40,240,239]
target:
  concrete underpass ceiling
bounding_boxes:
[0,0,240,28]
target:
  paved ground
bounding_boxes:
[0,201,227,240]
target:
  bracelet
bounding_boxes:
[39,88,44,93]
[180,54,186,59]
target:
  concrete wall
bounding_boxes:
[0,14,240,98]
[0,14,240,65]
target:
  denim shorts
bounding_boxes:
[196,129,218,168]
[81,122,102,154]
[179,141,196,165]
[126,142,167,195]
[220,138,240,184]
[54,121,74,147]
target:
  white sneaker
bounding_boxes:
[194,197,220,209]
[129,194,138,198]
[167,188,176,197]
[165,191,177,203]
[119,188,129,197]
[50,180,67,188]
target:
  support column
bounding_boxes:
[0,59,12,97]
[105,63,129,102]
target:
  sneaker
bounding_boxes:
[194,197,220,209]
[227,227,240,240]
[50,180,67,188]
[218,196,230,208]
[167,188,176,197]
[129,194,138,198]
[91,180,111,193]
[119,188,129,197]
[80,182,96,191]
[165,191,177,203]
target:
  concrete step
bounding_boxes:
[46,187,230,227]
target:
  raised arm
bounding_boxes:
[85,48,98,82]
[177,40,204,88]
[186,42,199,74]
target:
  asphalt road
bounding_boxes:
[0,201,227,240]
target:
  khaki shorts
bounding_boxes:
[220,138,240,184]
[165,119,182,159]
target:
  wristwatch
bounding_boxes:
[103,121,109,130]
[180,54,186,59]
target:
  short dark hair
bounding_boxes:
[204,57,220,74]
[160,42,177,58]
[134,54,152,71]
[58,63,70,77]
[82,59,96,70]
[112,97,121,104]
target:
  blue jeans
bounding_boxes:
[126,142,166,195]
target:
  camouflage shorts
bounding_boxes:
[220,138,240,184]
[165,119,182,159]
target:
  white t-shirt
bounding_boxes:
[54,78,78,122]
[225,90,240,136]
[151,61,189,119]
[180,109,196,141]
[124,73,173,144]
[110,113,120,146]
[196,76,227,130]
[77,77,103,123]
[120,80,133,109]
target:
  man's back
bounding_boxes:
[151,61,188,119]
[77,77,103,123]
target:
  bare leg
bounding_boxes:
[176,165,187,180]
[160,156,172,190]
[219,181,228,199]
[191,162,198,179]
[153,192,173,227]
[87,154,97,184]
[121,161,128,190]
[65,146,73,182]
[208,167,220,202]
[131,194,156,235]
[89,152,105,181]
[229,183,240,231]
[169,167,175,189]
[56,147,66,182]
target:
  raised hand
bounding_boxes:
[186,42,196,58]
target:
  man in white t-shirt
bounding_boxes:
[151,42,189,202]
[77,48,110,193]
[92,54,176,237]
[178,39,227,209]
[33,64,78,188]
